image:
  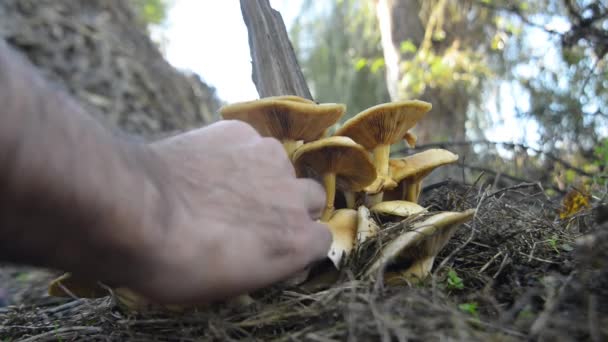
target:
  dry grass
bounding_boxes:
[1,180,606,341]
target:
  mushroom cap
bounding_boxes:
[220,98,345,142]
[334,100,431,150]
[389,149,459,182]
[292,137,377,192]
[371,200,426,217]
[265,95,316,104]
[364,209,475,277]
[326,209,358,268]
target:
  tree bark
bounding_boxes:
[375,0,467,144]
[0,0,222,140]
[240,0,313,100]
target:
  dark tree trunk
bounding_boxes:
[0,0,222,140]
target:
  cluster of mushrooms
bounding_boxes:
[47,95,475,311]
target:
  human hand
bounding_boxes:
[127,120,331,304]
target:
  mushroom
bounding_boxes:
[334,100,431,205]
[370,200,426,219]
[326,209,358,268]
[385,149,459,203]
[292,136,376,221]
[403,131,417,148]
[220,98,345,157]
[364,209,475,282]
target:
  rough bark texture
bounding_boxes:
[375,0,467,144]
[240,0,313,100]
[0,0,222,140]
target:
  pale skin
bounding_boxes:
[0,40,331,304]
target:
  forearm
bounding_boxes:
[0,40,166,284]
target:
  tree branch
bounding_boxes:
[239,0,313,99]
[393,140,605,179]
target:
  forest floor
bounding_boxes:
[1,179,606,341]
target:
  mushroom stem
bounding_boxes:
[344,191,356,208]
[403,181,422,202]
[403,256,435,281]
[321,173,336,222]
[373,143,391,182]
[366,144,393,206]
[283,139,303,158]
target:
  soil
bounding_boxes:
[1,180,606,341]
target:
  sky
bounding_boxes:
[161,0,301,103]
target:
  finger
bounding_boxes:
[295,178,326,219]
[294,221,332,264]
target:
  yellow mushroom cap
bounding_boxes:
[292,137,376,192]
[326,209,358,268]
[364,209,475,277]
[264,95,316,104]
[219,98,345,142]
[334,100,431,149]
[370,200,426,217]
[389,149,459,183]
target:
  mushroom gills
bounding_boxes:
[363,209,475,280]
[388,149,459,203]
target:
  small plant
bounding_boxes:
[446,269,464,290]
[458,302,479,318]
[547,234,560,254]
[517,306,535,320]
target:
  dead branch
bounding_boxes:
[240,0,313,99]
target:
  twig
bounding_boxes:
[518,251,559,264]
[486,182,542,198]
[43,299,84,314]
[492,252,510,279]
[17,326,103,342]
[478,251,502,274]
[461,164,565,194]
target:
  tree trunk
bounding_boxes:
[375,0,467,144]
[240,0,313,100]
[0,0,222,140]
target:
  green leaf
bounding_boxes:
[458,302,479,318]
[370,58,385,73]
[446,269,464,290]
[354,58,368,71]
[400,40,417,54]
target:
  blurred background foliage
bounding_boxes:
[123,0,608,192]
[289,0,606,192]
